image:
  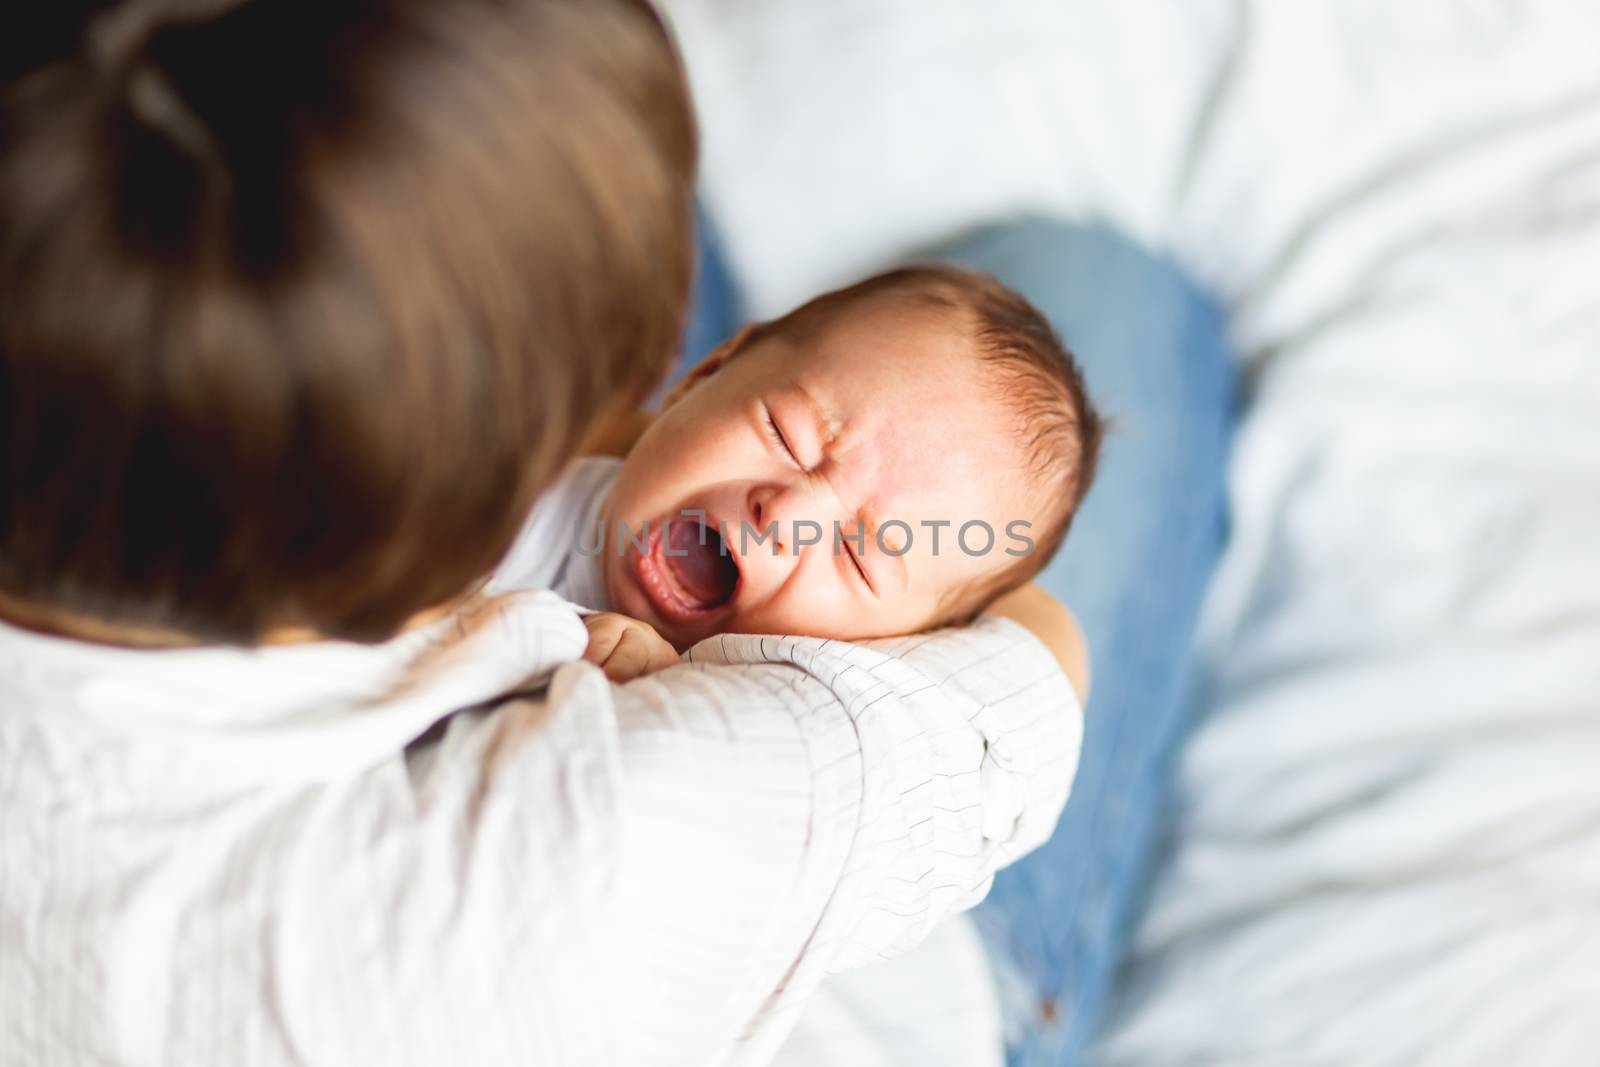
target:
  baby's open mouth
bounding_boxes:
[634,515,741,621]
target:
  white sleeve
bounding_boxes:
[672,618,1082,965]
[286,614,1079,1067]
[580,616,1081,1057]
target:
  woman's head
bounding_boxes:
[0,0,696,643]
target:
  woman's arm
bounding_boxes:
[617,627,1081,979]
[304,614,1082,1064]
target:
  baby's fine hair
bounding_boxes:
[753,264,1106,620]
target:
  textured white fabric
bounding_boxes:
[0,584,1079,1066]
[488,455,620,610]
[661,1,1600,1062]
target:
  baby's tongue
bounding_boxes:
[664,519,737,606]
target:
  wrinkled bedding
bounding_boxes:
[662,1,1600,1062]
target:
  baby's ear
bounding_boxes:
[662,324,758,409]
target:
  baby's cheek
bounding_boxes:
[729,589,891,643]
[725,590,830,640]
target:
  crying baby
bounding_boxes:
[493,264,1104,681]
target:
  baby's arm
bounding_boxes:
[583,612,681,682]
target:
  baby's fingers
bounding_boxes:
[581,614,632,662]
[581,617,622,663]
[595,627,656,683]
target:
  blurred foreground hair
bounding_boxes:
[0,0,696,643]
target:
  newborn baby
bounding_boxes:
[493,265,1104,680]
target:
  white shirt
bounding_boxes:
[0,485,1080,1067]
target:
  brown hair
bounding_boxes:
[750,265,1104,621]
[0,0,696,644]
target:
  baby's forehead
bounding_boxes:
[810,363,1038,504]
[814,307,1020,425]
[778,293,986,389]
[828,305,1066,501]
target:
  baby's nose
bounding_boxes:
[744,482,833,554]
[746,485,773,531]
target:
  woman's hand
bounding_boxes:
[987,584,1090,703]
[582,612,681,682]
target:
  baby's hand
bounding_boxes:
[582,612,681,682]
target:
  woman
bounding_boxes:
[0,2,1085,1065]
